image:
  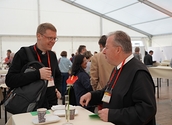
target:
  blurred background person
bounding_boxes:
[144,50,156,65]
[3,49,11,66]
[6,52,15,68]
[58,51,72,103]
[70,53,75,63]
[84,51,93,75]
[71,54,95,112]
[72,45,87,62]
[90,35,114,91]
[133,47,142,61]
[77,45,87,55]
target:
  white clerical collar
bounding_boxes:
[116,54,134,70]
[42,51,46,55]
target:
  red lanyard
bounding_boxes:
[33,45,51,68]
[108,59,125,89]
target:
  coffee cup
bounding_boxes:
[69,108,75,120]
[37,108,47,123]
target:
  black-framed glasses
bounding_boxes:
[41,34,58,42]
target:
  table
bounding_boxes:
[148,66,172,98]
[5,106,114,125]
[148,66,172,79]
[0,70,8,75]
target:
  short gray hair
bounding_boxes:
[36,23,57,35]
[108,31,132,53]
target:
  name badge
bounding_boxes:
[102,91,112,103]
[47,76,55,87]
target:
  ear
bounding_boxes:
[116,46,122,53]
[99,44,103,48]
[37,33,41,40]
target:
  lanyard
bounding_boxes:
[33,45,51,68]
[107,59,125,90]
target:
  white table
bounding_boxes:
[0,70,8,75]
[148,66,172,98]
[148,66,172,79]
[0,83,8,89]
[5,106,113,125]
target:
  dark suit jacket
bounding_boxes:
[90,58,156,125]
[144,54,155,65]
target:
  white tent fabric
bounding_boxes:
[64,0,172,37]
[0,0,172,60]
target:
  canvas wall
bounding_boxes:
[1,0,172,63]
[0,35,146,62]
[0,0,146,37]
[151,34,172,47]
[0,36,99,61]
[0,0,148,61]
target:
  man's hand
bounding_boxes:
[39,67,52,80]
[98,108,109,122]
[55,89,61,99]
[80,92,91,107]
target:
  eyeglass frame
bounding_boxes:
[41,34,58,42]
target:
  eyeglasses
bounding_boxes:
[41,34,58,42]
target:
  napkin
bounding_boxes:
[30,110,50,116]
[89,114,100,119]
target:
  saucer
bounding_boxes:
[53,109,78,117]
[51,105,75,111]
[32,115,61,125]
[51,105,65,111]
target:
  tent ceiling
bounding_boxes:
[63,0,172,37]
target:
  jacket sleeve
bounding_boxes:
[54,66,62,93]
[5,47,40,88]
[50,52,62,93]
[89,87,106,105]
[90,55,99,90]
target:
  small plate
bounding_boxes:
[53,109,78,117]
[51,105,65,111]
[32,115,61,125]
[51,105,75,111]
